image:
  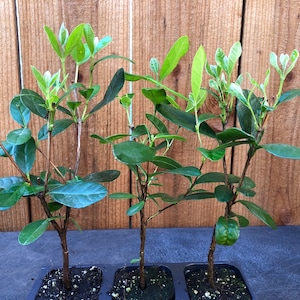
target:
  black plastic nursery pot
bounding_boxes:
[27,263,253,300]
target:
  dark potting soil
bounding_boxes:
[35,266,102,300]
[185,264,252,300]
[110,265,175,300]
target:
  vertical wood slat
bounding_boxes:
[130,0,244,228]
[234,0,300,226]
[0,0,30,231]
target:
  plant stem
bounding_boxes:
[139,207,146,290]
[207,225,217,288]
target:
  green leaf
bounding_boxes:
[215,185,233,202]
[166,166,201,177]
[79,85,100,101]
[191,45,206,107]
[277,89,300,105]
[182,191,215,200]
[217,128,256,143]
[0,183,25,210]
[156,103,196,132]
[228,83,248,107]
[270,52,281,74]
[215,216,240,246]
[160,36,189,81]
[227,42,242,76]
[197,147,225,161]
[142,88,166,105]
[262,144,300,159]
[231,213,249,227]
[49,181,107,208]
[20,89,48,119]
[65,23,84,56]
[94,36,112,54]
[7,128,32,145]
[48,202,63,212]
[38,119,74,141]
[149,57,159,74]
[113,141,156,164]
[89,68,125,115]
[83,170,120,183]
[13,137,36,174]
[71,40,87,64]
[83,23,95,54]
[127,201,145,216]
[0,140,14,157]
[18,219,50,245]
[91,133,130,144]
[237,200,276,229]
[44,26,62,58]
[146,113,169,134]
[151,156,182,169]
[154,133,185,141]
[10,96,30,127]
[238,187,256,197]
[109,192,136,199]
[0,176,24,189]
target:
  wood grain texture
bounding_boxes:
[234,0,300,226]
[0,0,30,231]
[15,0,130,229]
[130,0,244,228]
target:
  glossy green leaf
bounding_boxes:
[277,89,300,105]
[71,40,87,64]
[22,184,44,197]
[83,170,120,183]
[160,36,189,81]
[197,147,225,161]
[231,212,250,227]
[127,201,145,216]
[124,72,146,82]
[166,166,201,177]
[109,192,136,199]
[89,68,125,115]
[237,200,276,229]
[0,176,24,189]
[44,26,62,58]
[13,137,36,174]
[156,103,196,132]
[91,133,130,144]
[113,141,156,164]
[0,183,25,210]
[183,191,215,200]
[38,119,74,141]
[151,156,182,169]
[215,217,240,246]
[228,83,248,107]
[20,89,48,119]
[215,185,233,202]
[142,88,166,105]
[7,128,31,146]
[18,219,50,245]
[262,144,300,159]
[154,133,185,141]
[132,125,149,138]
[217,128,255,143]
[49,181,107,208]
[0,140,14,157]
[238,187,256,197]
[65,23,84,56]
[48,201,63,212]
[94,36,112,54]
[191,45,206,107]
[227,42,242,76]
[10,96,30,127]
[79,85,100,101]
[146,113,168,134]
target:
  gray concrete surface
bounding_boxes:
[0,226,299,299]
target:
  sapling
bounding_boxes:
[0,23,127,289]
[125,39,300,293]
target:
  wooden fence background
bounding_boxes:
[1,0,300,231]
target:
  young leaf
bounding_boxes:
[228,82,248,107]
[160,36,189,81]
[113,141,156,164]
[44,26,62,58]
[83,23,95,54]
[49,181,107,208]
[237,200,276,229]
[227,42,242,76]
[262,144,300,159]
[65,23,84,56]
[149,57,159,75]
[142,88,166,105]
[127,201,145,216]
[191,45,206,107]
[18,219,50,245]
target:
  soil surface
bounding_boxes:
[34,266,102,300]
[185,264,252,300]
[110,265,175,300]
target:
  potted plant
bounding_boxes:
[0,23,127,299]
[123,39,300,299]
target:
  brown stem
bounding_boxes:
[139,207,146,290]
[59,229,71,289]
[207,225,217,288]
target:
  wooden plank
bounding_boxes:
[0,0,30,231]
[234,0,300,226]
[130,0,244,228]
[16,0,130,229]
